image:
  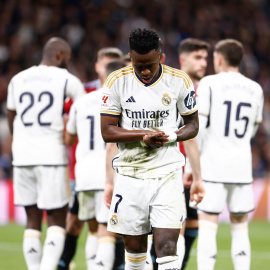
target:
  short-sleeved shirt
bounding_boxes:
[66,90,106,191]
[197,71,264,184]
[7,65,85,166]
[101,64,197,179]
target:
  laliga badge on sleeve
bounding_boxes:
[101,94,110,109]
[110,215,118,226]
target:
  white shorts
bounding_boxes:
[77,190,109,223]
[197,181,254,214]
[14,166,71,210]
[107,170,185,235]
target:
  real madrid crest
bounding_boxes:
[110,215,118,226]
[162,93,171,106]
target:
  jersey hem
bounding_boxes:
[203,180,253,185]
[13,164,68,167]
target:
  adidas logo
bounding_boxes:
[210,254,216,259]
[126,96,136,102]
[96,261,104,266]
[28,248,37,254]
[87,255,96,260]
[47,241,55,246]
[236,251,246,256]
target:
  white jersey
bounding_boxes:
[67,90,106,191]
[101,64,197,179]
[197,71,264,184]
[7,65,85,166]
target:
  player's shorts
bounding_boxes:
[77,190,109,223]
[13,166,71,210]
[184,187,198,220]
[107,169,185,235]
[197,181,254,214]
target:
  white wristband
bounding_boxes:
[168,132,177,143]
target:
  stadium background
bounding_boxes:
[0,0,269,269]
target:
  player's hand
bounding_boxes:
[190,180,205,206]
[104,182,114,208]
[183,172,193,188]
[143,131,169,148]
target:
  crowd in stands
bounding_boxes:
[0,0,270,178]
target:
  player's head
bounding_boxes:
[95,47,123,84]
[129,28,161,84]
[213,39,244,73]
[41,37,71,69]
[178,38,210,82]
[105,60,126,79]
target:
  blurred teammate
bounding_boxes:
[101,28,203,270]
[196,39,264,270]
[59,47,123,270]
[6,37,85,270]
[177,38,210,269]
[64,60,126,270]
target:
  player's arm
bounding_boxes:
[7,110,16,136]
[101,115,168,147]
[183,138,205,204]
[65,102,77,146]
[104,143,119,208]
[64,132,77,146]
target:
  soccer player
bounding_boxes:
[64,60,126,270]
[6,37,85,270]
[100,28,204,270]
[59,47,124,270]
[177,38,210,269]
[196,39,264,270]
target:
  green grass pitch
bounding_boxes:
[0,221,269,269]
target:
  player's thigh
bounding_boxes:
[197,181,227,214]
[36,166,71,210]
[107,174,151,236]
[94,190,110,224]
[227,183,254,214]
[151,170,184,229]
[77,190,96,221]
[13,166,37,206]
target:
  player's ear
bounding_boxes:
[160,53,166,64]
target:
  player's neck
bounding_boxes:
[219,66,239,73]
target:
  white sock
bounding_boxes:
[95,236,116,270]
[125,250,147,270]
[177,234,185,268]
[40,226,65,270]
[23,229,42,270]
[231,222,251,270]
[145,235,153,270]
[156,256,179,270]
[85,232,98,270]
[197,220,218,270]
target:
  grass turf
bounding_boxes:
[0,221,269,270]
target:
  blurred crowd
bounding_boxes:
[0,0,270,178]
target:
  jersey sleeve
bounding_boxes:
[7,79,16,111]
[66,102,77,135]
[255,86,264,124]
[100,85,121,117]
[177,79,198,116]
[196,77,211,117]
[66,74,86,101]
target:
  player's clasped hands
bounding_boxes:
[143,130,169,148]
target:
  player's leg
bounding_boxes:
[58,193,84,270]
[151,170,185,270]
[123,234,148,270]
[93,190,116,270]
[13,166,43,270]
[181,187,198,270]
[37,166,71,270]
[228,183,254,270]
[178,222,186,269]
[85,219,99,270]
[145,234,154,270]
[196,182,227,270]
[24,205,43,270]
